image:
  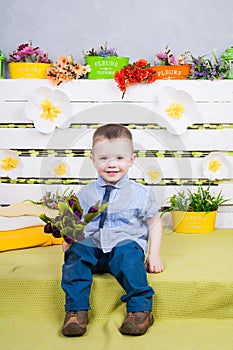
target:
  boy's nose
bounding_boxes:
[107,158,117,167]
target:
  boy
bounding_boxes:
[62,123,164,336]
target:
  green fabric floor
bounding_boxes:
[0,228,233,350]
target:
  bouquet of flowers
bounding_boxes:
[155,45,190,66]
[9,41,51,63]
[114,59,156,98]
[189,52,229,80]
[39,191,108,244]
[46,55,91,85]
[83,41,118,57]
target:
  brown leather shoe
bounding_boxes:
[62,310,88,336]
[119,311,154,335]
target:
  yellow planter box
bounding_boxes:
[171,211,217,233]
[9,62,51,79]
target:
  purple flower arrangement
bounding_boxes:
[40,192,108,244]
[189,53,229,80]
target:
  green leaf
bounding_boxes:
[39,213,52,223]
[84,203,109,223]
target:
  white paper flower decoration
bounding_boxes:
[202,152,231,180]
[25,87,72,133]
[144,166,162,184]
[0,150,21,179]
[155,86,201,135]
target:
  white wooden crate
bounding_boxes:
[0,80,232,227]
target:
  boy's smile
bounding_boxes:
[91,137,136,185]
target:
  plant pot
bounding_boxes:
[0,52,6,79]
[152,65,190,80]
[84,56,129,79]
[171,211,217,233]
[9,62,51,79]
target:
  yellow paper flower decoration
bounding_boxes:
[53,162,67,177]
[208,159,222,173]
[40,98,61,122]
[144,166,162,184]
[0,150,21,179]
[165,102,184,120]
[1,157,19,171]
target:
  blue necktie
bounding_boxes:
[99,185,113,228]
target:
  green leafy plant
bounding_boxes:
[162,185,229,214]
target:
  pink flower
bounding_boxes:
[156,52,167,60]
[170,55,179,65]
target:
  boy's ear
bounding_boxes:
[130,153,137,166]
[90,153,95,166]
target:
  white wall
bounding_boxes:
[1,0,233,66]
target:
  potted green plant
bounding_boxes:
[162,185,229,233]
[153,45,191,79]
[83,42,129,79]
[8,41,51,79]
[189,51,230,80]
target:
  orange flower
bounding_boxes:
[57,56,69,67]
[46,56,90,86]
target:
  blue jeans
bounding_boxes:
[61,239,154,312]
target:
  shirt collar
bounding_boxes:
[97,175,130,189]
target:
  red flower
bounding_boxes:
[114,59,156,98]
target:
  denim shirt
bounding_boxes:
[77,175,159,253]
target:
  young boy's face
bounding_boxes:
[91,137,136,185]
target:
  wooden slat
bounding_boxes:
[1,156,232,179]
[1,80,233,101]
[1,183,233,206]
[1,128,233,150]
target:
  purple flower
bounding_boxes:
[88,205,98,213]
[156,52,167,60]
[74,210,81,218]
[69,199,76,206]
[64,235,74,244]
[170,55,179,65]
[52,227,61,238]
[44,223,53,233]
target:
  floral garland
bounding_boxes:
[114,59,156,98]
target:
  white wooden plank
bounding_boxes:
[1,128,233,150]
[1,183,233,206]
[3,156,233,180]
[1,99,233,124]
[1,80,233,102]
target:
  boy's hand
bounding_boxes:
[145,254,164,274]
[62,241,71,252]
